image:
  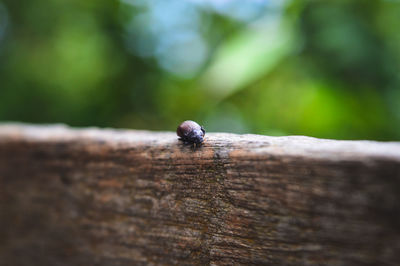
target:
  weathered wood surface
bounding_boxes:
[1,123,400,266]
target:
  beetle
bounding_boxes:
[177,120,205,146]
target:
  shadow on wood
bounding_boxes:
[0,124,400,265]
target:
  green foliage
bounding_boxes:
[0,0,399,140]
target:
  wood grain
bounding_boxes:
[0,123,400,265]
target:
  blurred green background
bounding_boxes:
[0,0,399,140]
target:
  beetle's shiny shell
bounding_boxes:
[177,120,205,144]
[177,120,199,138]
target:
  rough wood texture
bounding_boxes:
[1,124,400,266]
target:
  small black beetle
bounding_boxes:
[177,120,205,145]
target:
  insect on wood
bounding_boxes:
[176,120,205,147]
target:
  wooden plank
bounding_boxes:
[0,123,400,265]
